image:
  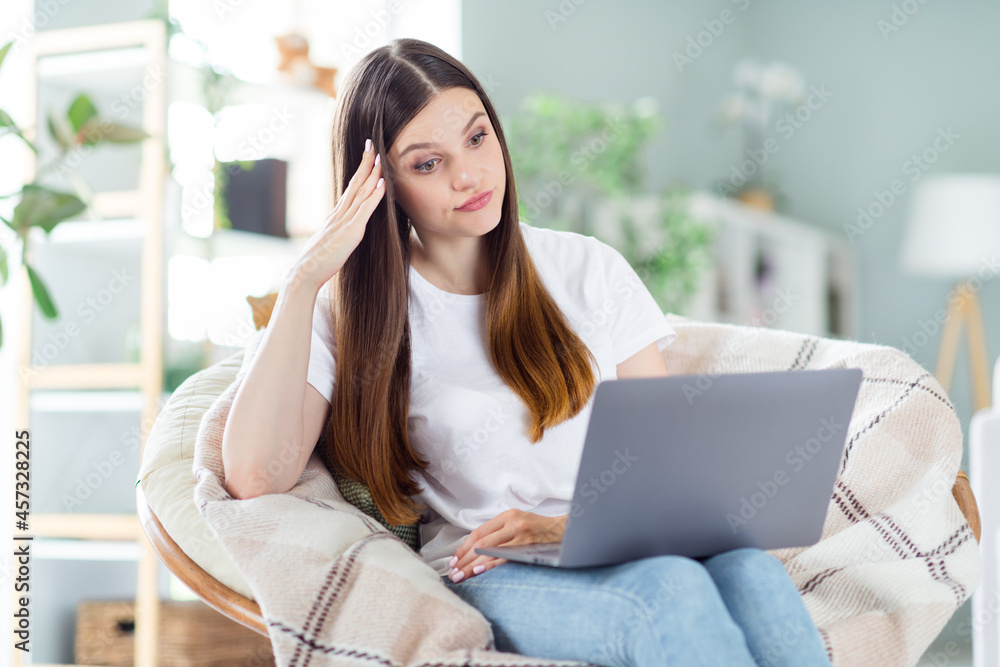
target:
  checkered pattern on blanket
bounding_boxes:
[191,316,980,666]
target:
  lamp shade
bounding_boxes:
[899,174,1000,277]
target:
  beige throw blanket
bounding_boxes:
[192,316,981,666]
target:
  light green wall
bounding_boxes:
[462,0,1000,466]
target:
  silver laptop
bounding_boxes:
[475,367,863,568]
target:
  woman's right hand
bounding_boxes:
[290,138,385,292]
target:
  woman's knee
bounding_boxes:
[601,555,739,623]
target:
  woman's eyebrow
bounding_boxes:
[398,111,486,158]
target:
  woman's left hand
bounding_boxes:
[448,509,567,582]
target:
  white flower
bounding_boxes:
[633,96,659,118]
[733,58,763,91]
[716,94,746,125]
[760,62,805,101]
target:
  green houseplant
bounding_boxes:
[505,90,717,316]
[0,40,150,348]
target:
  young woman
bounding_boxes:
[221,37,830,667]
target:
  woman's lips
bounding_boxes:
[456,189,493,211]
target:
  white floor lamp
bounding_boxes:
[899,173,1000,412]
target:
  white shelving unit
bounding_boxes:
[593,191,856,340]
[685,192,856,340]
[14,19,167,667]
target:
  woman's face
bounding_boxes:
[386,86,506,242]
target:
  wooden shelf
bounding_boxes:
[30,217,148,243]
[33,538,142,561]
[14,18,168,667]
[30,390,145,412]
[22,363,147,389]
[29,514,141,540]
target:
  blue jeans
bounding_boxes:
[442,547,830,667]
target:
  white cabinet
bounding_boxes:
[590,191,855,339]
[683,193,855,339]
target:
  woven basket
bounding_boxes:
[75,599,274,666]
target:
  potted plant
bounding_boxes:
[506,90,717,315]
[711,58,805,212]
[0,40,150,348]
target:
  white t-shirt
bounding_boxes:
[306,221,677,577]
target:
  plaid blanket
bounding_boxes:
[191,315,981,666]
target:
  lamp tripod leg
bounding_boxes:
[963,288,992,412]
[935,283,967,395]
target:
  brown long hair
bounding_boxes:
[318,38,598,526]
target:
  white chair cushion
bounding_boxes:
[137,349,255,600]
